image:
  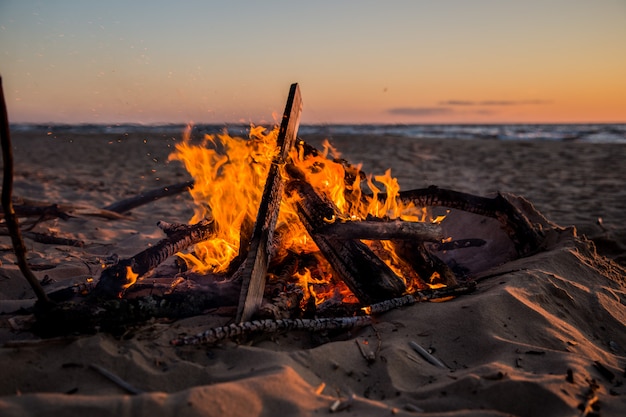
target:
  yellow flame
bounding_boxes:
[168,125,279,273]
[168,126,447,305]
[122,266,139,290]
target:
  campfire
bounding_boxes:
[4,83,544,343]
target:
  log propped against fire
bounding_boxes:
[2,83,544,342]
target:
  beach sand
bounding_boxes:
[1,130,625,416]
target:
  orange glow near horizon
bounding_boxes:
[1,2,624,124]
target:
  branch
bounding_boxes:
[0,76,52,307]
[171,316,373,346]
[102,180,194,214]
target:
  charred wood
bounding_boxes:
[286,179,406,304]
[94,219,216,298]
[236,83,302,323]
[392,239,459,287]
[171,316,373,346]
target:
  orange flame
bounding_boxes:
[122,266,139,290]
[168,125,279,273]
[169,126,446,305]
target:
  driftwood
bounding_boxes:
[94,219,216,298]
[102,180,194,214]
[236,83,302,322]
[172,316,374,346]
[0,76,52,307]
[35,279,241,337]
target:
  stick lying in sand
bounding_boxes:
[171,316,373,346]
[171,284,476,346]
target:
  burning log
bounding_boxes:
[236,83,302,322]
[94,219,216,298]
[285,179,406,304]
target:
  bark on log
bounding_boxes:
[171,316,373,346]
[236,83,302,322]
[94,219,216,298]
[286,179,406,305]
[317,218,443,242]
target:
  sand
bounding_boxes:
[0,130,625,416]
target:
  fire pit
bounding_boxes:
[22,84,543,342]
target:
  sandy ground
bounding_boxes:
[0,129,625,416]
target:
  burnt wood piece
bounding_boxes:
[102,180,194,214]
[380,186,542,256]
[317,218,443,242]
[34,280,241,337]
[94,219,216,298]
[237,83,303,323]
[171,315,373,346]
[286,179,406,305]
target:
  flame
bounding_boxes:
[122,266,139,290]
[169,126,446,306]
[168,125,279,273]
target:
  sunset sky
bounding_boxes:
[1,1,625,125]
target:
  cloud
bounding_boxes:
[439,99,552,106]
[387,107,455,116]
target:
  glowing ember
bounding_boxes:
[122,266,139,290]
[168,126,446,306]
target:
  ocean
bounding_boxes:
[9,123,626,144]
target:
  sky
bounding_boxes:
[1,0,625,125]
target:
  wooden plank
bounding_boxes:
[236,83,302,322]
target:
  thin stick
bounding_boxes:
[408,340,448,369]
[89,364,143,395]
[0,76,52,307]
[102,180,194,214]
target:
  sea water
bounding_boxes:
[9,123,626,144]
